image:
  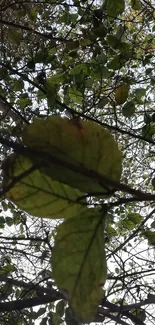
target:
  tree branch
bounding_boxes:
[0,294,60,312]
[107,207,155,258]
[0,276,60,297]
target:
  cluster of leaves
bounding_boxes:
[0,0,155,325]
[2,115,122,321]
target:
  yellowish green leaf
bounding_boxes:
[22,116,122,195]
[115,84,130,105]
[3,154,87,219]
[52,209,107,322]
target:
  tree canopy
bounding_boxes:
[0,0,155,324]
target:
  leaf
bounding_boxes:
[66,41,79,51]
[28,8,37,21]
[127,213,142,225]
[49,313,62,325]
[79,38,92,46]
[22,116,122,195]
[16,94,32,108]
[37,308,46,317]
[142,123,155,140]
[122,219,135,230]
[52,209,107,322]
[40,318,48,325]
[65,307,79,325]
[106,0,125,17]
[93,26,108,38]
[69,87,83,104]
[148,293,155,302]
[0,264,16,275]
[7,30,22,44]
[130,0,142,10]
[69,64,89,76]
[152,177,155,188]
[2,154,87,219]
[150,221,155,229]
[107,35,120,48]
[134,88,146,103]
[107,225,117,238]
[152,113,155,122]
[115,84,130,105]
[144,113,152,123]
[132,308,146,322]
[108,55,126,70]
[122,101,135,117]
[56,300,65,317]
[142,230,155,245]
[11,79,24,92]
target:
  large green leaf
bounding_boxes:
[52,209,107,322]
[2,154,87,219]
[22,116,122,195]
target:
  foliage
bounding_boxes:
[0,0,155,325]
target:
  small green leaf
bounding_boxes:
[106,0,125,17]
[131,308,146,322]
[151,221,155,229]
[79,38,92,46]
[107,225,117,238]
[37,308,46,317]
[122,101,135,117]
[107,35,120,48]
[115,84,130,105]
[144,113,152,123]
[52,209,107,322]
[93,26,108,38]
[142,123,155,140]
[130,0,142,10]
[66,41,79,51]
[0,264,16,275]
[69,64,89,76]
[40,318,48,325]
[108,55,124,70]
[127,213,142,225]
[50,313,62,325]
[69,87,83,104]
[65,307,79,325]
[7,30,22,44]
[142,230,155,245]
[134,88,146,102]
[152,178,155,188]
[28,8,37,21]
[98,97,109,108]
[56,300,65,317]
[122,219,135,230]
[152,113,155,122]
[148,293,155,302]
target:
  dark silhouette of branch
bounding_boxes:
[0,19,68,42]
[0,275,150,325]
[0,276,60,297]
[0,294,59,312]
